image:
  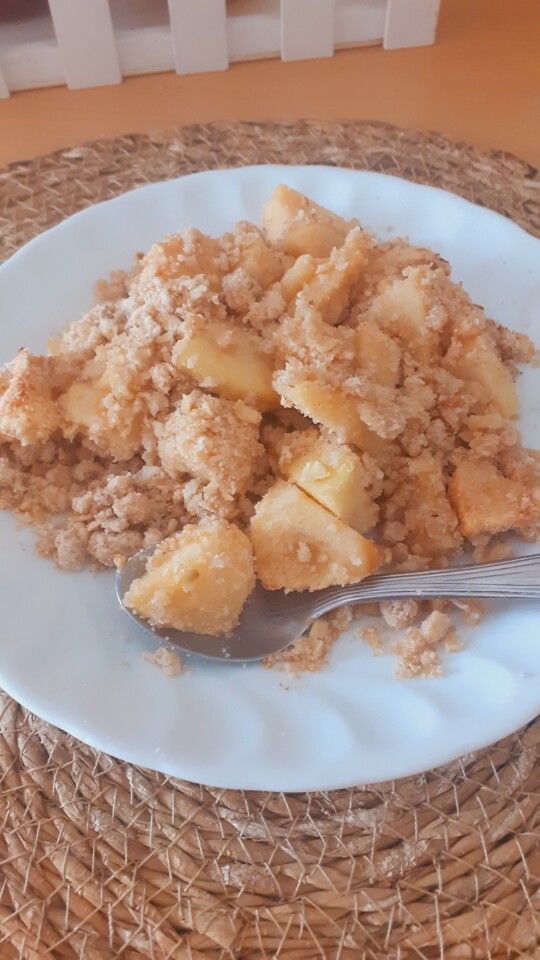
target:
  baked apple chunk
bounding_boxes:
[262,184,357,258]
[444,333,519,418]
[158,390,262,502]
[124,520,255,636]
[276,378,386,457]
[449,458,535,536]
[0,349,60,445]
[355,320,401,388]
[173,322,278,411]
[250,480,381,592]
[278,430,380,533]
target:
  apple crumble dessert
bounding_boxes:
[0,185,538,675]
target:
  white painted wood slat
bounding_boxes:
[0,60,9,99]
[168,0,229,75]
[281,0,335,61]
[48,0,121,89]
[227,0,281,62]
[110,0,174,77]
[335,0,386,48]
[0,0,442,93]
[0,8,63,92]
[384,0,440,49]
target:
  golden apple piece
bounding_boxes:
[279,433,379,532]
[449,458,529,537]
[124,521,255,637]
[355,320,401,388]
[281,254,319,303]
[158,391,262,499]
[250,480,381,592]
[261,184,357,258]
[138,230,225,285]
[298,228,370,325]
[59,379,103,434]
[173,323,278,411]
[403,453,462,557]
[444,333,519,418]
[232,222,286,288]
[59,373,142,461]
[277,379,386,457]
[367,267,441,359]
[0,349,60,445]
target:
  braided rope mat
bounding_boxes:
[0,121,539,959]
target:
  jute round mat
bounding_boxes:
[0,121,539,959]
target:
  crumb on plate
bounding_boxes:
[143,647,183,677]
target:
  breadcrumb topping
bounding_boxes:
[0,184,538,677]
[143,647,183,677]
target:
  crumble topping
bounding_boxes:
[143,647,183,677]
[0,183,538,676]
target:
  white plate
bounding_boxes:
[1,165,539,792]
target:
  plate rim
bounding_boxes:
[2,164,538,279]
[0,163,539,791]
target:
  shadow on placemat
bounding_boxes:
[0,120,539,959]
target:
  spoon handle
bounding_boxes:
[310,553,540,618]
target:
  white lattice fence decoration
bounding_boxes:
[0,61,8,98]
[0,0,441,99]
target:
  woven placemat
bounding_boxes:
[0,120,539,959]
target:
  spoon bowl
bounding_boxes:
[116,545,314,661]
[117,547,540,663]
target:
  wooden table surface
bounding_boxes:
[1,0,539,168]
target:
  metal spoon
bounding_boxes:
[116,548,540,663]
